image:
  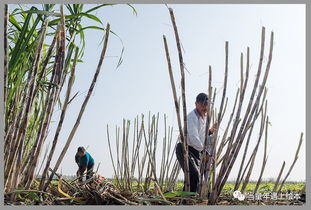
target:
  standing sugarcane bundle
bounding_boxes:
[44,21,111,191]
[240,104,267,193]
[4,4,125,197]
[4,6,61,193]
[209,28,274,204]
[106,113,180,194]
[161,8,286,204]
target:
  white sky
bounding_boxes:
[17,4,305,182]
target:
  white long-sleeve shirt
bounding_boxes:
[179,108,212,153]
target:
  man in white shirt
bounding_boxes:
[175,93,216,192]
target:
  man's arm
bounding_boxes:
[75,153,80,166]
[79,165,87,174]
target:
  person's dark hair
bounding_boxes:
[196,93,208,105]
[77,146,86,153]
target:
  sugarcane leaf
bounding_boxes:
[76,25,106,34]
[8,6,33,69]
[84,4,114,14]
[9,15,22,31]
[49,13,103,26]
[17,193,24,201]
[39,80,58,88]
[16,9,61,17]
[65,4,75,15]
[57,97,62,110]
[163,191,197,197]
[115,47,124,70]
[19,16,41,53]
[81,13,103,25]
[126,4,138,16]
[28,192,41,202]
[73,4,80,14]
[64,43,75,71]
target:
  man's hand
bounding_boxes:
[209,123,218,134]
[203,151,215,163]
[205,153,210,162]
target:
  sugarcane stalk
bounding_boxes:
[217,88,240,161]
[4,19,49,185]
[272,161,286,192]
[106,124,121,188]
[4,4,8,108]
[36,142,51,179]
[163,34,190,192]
[277,133,303,194]
[24,12,66,189]
[45,23,111,190]
[205,41,229,198]
[198,66,212,198]
[254,115,269,193]
[5,19,50,193]
[234,118,255,191]
[211,29,274,204]
[39,45,79,190]
[168,7,190,192]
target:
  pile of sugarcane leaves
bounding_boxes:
[4,175,202,205]
[5,175,305,205]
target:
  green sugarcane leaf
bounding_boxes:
[76,25,106,33]
[8,6,33,69]
[65,4,75,15]
[9,15,22,31]
[16,9,61,17]
[28,192,40,202]
[85,4,114,14]
[163,191,197,197]
[39,80,58,88]
[49,13,103,26]
[127,4,138,16]
[115,47,124,70]
[17,193,24,201]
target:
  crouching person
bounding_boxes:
[75,146,95,182]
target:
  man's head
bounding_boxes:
[77,146,86,157]
[195,93,208,115]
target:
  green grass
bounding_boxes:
[36,178,306,194]
[215,181,305,194]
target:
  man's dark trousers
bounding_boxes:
[78,163,94,181]
[175,142,201,192]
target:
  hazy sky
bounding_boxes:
[16,4,305,181]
